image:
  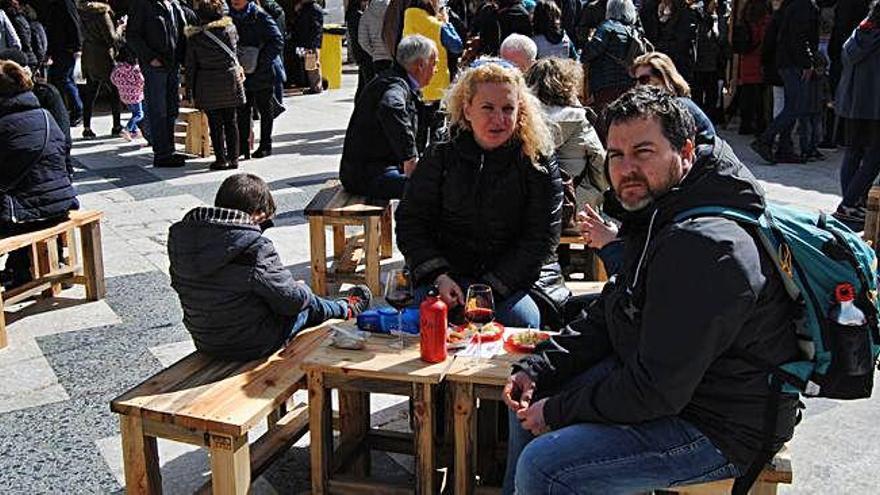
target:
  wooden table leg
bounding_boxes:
[309,217,328,296]
[208,433,250,495]
[0,294,6,350]
[308,370,332,495]
[338,389,371,476]
[453,383,475,495]
[413,383,437,495]
[332,225,346,259]
[364,217,382,296]
[81,221,106,300]
[380,206,393,260]
[119,415,162,494]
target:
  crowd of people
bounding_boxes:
[1,0,879,491]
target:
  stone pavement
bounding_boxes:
[0,69,877,493]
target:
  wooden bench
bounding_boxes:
[110,324,333,494]
[670,447,793,494]
[175,107,212,158]
[304,183,393,296]
[0,209,105,349]
[559,234,608,282]
[864,185,880,253]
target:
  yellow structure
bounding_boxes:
[321,24,346,90]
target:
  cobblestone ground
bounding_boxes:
[0,69,877,493]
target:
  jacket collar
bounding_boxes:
[185,16,233,37]
[183,206,256,226]
[451,129,520,165]
[0,91,41,120]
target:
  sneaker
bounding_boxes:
[253,147,272,158]
[82,128,96,139]
[119,129,132,141]
[750,139,775,164]
[833,205,867,223]
[342,284,372,318]
[209,159,230,170]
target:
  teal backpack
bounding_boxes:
[677,202,880,494]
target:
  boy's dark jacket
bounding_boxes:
[168,207,314,361]
[515,137,800,470]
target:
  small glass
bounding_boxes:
[384,268,413,350]
[465,284,495,362]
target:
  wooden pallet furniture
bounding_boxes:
[304,183,393,296]
[110,323,334,495]
[0,209,105,349]
[302,322,453,494]
[559,234,609,282]
[864,185,880,253]
[447,352,792,495]
[175,107,212,158]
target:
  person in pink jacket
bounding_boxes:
[110,44,149,141]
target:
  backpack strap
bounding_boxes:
[202,29,241,68]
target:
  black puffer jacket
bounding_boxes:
[4,7,36,66]
[582,19,637,94]
[641,0,698,80]
[396,131,563,299]
[774,0,819,70]
[516,137,800,471]
[340,64,419,194]
[292,0,322,49]
[0,91,78,224]
[184,16,247,111]
[168,206,316,361]
[231,2,284,92]
[46,0,82,57]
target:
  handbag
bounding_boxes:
[203,29,246,82]
[238,45,261,74]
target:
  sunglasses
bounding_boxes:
[633,68,662,85]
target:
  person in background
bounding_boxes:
[339,34,437,199]
[167,173,372,362]
[801,50,830,161]
[46,0,83,126]
[499,33,537,72]
[833,1,880,224]
[736,0,771,136]
[631,51,717,143]
[402,0,463,149]
[258,0,287,104]
[2,0,34,69]
[346,0,372,100]
[127,0,191,167]
[395,61,564,329]
[186,0,247,169]
[78,0,123,139]
[0,59,78,289]
[358,0,392,79]
[22,2,48,77]
[691,0,725,123]
[639,0,698,82]
[0,7,20,50]
[497,0,533,40]
[581,0,639,111]
[110,43,150,142]
[231,0,284,159]
[526,58,607,209]
[531,0,577,59]
[291,0,323,93]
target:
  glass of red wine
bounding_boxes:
[465,284,495,361]
[385,268,413,350]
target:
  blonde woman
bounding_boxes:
[396,61,564,329]
[631,51,717,143]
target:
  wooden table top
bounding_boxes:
[301,322,455,384]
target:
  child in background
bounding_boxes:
[110,44,149,142]
[801,51,830,161]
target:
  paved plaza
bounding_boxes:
[0,69,877,493]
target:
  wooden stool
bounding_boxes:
[304,184,393,296]
[175,107,212,157]
[0,210,105,349]
[558,234,608,282]
[670,446,792,494]
[864,185,880,253]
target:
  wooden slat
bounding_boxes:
[326,476,413,495]
[304,185,388,218]
[559,235,583,245]
[865,186,880,253]
[309,369,332,494]
[566,281,606,297]
[0,295,6,350]
[111,352,216,415]
[119,415,162,494]
[302,324,453,384]
[310,216,328,296]
[366,429,414,455]
[2,265,77,304]
[453,382,476,495]
[364,217,382,295]
[324,376,413,395]
[0,210,102,254]
[413,383,437,494]
[338,390,370,476]
[208,433,250,495]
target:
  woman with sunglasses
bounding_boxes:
[631,51,716,144]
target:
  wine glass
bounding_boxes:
[465,284,495,361]
[384,268,413,350]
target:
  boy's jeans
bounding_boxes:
[285,294,349,341]
[502,357,739,494]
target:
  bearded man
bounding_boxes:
[500,86,800,494]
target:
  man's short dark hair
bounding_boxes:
[604,86,696,150]
[215,173,277,218]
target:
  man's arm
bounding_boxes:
[126,0,159,65]
[260,11,285,63]
[376,83,418,162]
[541,228,757,429]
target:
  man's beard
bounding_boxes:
[615,162,682,212]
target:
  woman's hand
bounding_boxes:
[435,273,464,308]
[503,371,536,412]
[578,204,618,249]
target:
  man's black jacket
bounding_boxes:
[339,63,419,194]
[395,130,563,300]
[774,0,819,70]
[516,137,800,470]
[126,0,190,68]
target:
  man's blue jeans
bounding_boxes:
[142,64,180,160]
[284,292,349,341]
[413,275,541,328]
[503,357,739,494]
[366,166,408,200]
[760,67,807,154]
[48,52,83,118]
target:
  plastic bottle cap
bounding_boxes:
[835,283,856,302]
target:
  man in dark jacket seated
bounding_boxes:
[167,173,372,361]
[339,34,437,200]
[0,59,78,289]
[501,87,800,494]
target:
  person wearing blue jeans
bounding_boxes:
[503,358,740,494]
[47,52,83,122]
[366,166,408,200]
[413,275,541,328]
[835,145,880,222]
[751,67,808,163]
[125,102,147,137]
[142,65,182,166]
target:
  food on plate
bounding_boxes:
[506,330,551,352]
[446,321,505,345]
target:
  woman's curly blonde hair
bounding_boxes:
[444,62,554,164]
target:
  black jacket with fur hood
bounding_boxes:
[184,16,246,111]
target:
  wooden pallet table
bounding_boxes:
[175,107,212,157]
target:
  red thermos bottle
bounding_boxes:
[420,288,448,363]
